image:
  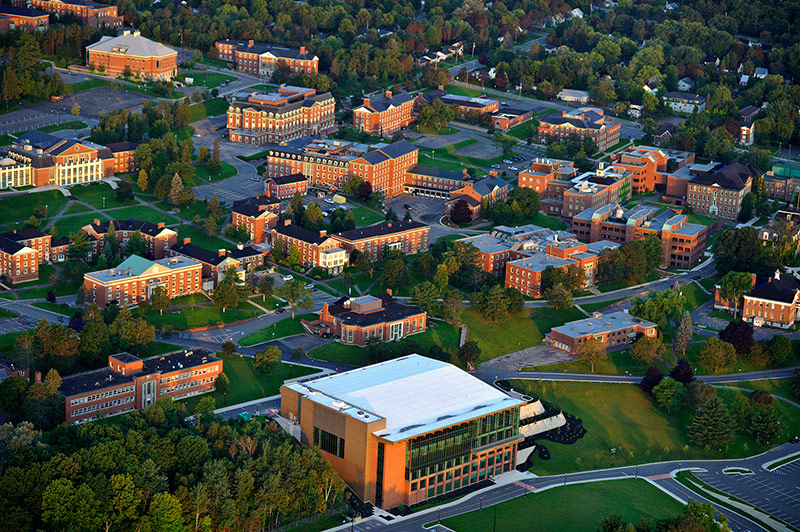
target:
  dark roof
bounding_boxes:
[106,141,139,153]
[540,112,604,130]
[110,352,140,363]
[217,40,316,60]
[16,130,59,149]
[407,165,468,181]
[267,173,307,186]
[692,162,754,190]
[59,367,134,397]
[275,224,329,244]
[89,219,171,237]
[0,235,30,255]
[359,150,389,164]
[327,294,425,327]
[377,140,417,159]
[451,195,482,207]
[664,91,705,103]
[0,6,48,17]
[748,274,800,303]
[231,195,281,217]
[52,236,70,247]
[359,92,413,113]
[229,246,264,259]
[335,220,427,242]
[171,242,229,266]
[0,228,47,241]
[141,349,221,375]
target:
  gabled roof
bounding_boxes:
[0,6,48,17]
[229,246,264,259]
[407,165,468,181]
[472,176,510,196]
[334,220,427,242]
[114,255,155,276]
[691,162,754,190]
[376,140,417,159]
[275,224,329,245]
[231,195,281,217]
[356,92,413,113]
[0,228,48,241]
[87,219,175,238]
[87,34,176,58]
[0,237,30,255]
[748,273,800,303]
[106,141,139,153]
[267,173,307,186]
[170,242,232,266]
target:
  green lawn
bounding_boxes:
[104,205,179,226]
[511,381,800,475]
[138,341,183,358]
[185,72,236,88]
[463,306,584,363]
[507,120,538,140]
[687,212,720,226]
[39,121,88,133]
[174,224,231,251]
[440,479,684,532]
[69,183,138,210]
[527,212,567,230]
[444,84,485,97]
[188,98,230,122]
[246,84,277,92]
[144,306,259,330]
[17,277,83,299]
[0,331,26,353]
[185,162,237,186]
[156,200,230,222]
[238,313,316,347]
[67,79,182,99]
[48,213,109,239]
[0,190,69,224]
[308,321,460,366]
[179,353,320,411]
[0,308,18,318]
[412,124,458,135]
[698,274,721,292]
[527,348,654,376]
[0,134,16,146]
[64,202,92,215]
[715,378,797,403]
[579,297,627,314]
[417,154,475,173]
[349,206,383,226]
[31,302,80,317]
[681,282,711,312]
[598,272,663,293]
[326,273,374,295]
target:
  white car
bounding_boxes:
[305,283,315,290]
[509,166,518,171]
[324,197,335,204]
[250,176,261,181]
[282,274,294,282]
[503,159,512,164]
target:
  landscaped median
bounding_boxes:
[238,313,317,347]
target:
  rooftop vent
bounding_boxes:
[331,400,348,410]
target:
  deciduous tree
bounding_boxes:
[652,377,685,412]
[457,340,481,369]
[576,337,606,373]
[698,338,737,373]
[718,271,753,318]
[254,345,281,374]
[276,280,313,319]
[630,335,665,364]
[149,286,172,316]
[544,283,573,310]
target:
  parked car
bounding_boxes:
[403,204,412,210]
[275,308,287,314]
[502,159,513,164]
[324,197,335,204]
[305,282,315,290]
[282,274,294,282]
[250,176,260,181]
[509,166,518,171]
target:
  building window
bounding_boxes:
[312,426,345,458]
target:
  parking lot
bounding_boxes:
[385,194,446,225]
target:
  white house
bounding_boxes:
[556,88,590,103]
[677,77,694,91]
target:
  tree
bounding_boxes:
[688,396,737,448]
[457,340,481,370]
[209,139,221,172]
[148,492,185,532]
[354,251,372,277]
[473,285,516,323]
[576,337,606,373]
[203,217,219,238]
[631,289,686,329]
[675,310,692,357]
[382,258,409,289]
[630,335,665,364]
[544,283,573,310]
[718,271,752,318]
[168,173,184,206]
[441,291,464,327]
[149,286,172,316]
[116,180,133,203]
[767,335,792,365]
[212,267,241,312]
[687,380,718,409]
[290,346,305,361]
[652,377,685,412]
[750,405,782,445]
[254,345,281,374]
[276,280,313,319]
[71,102,80,117]
[640,366,664,394]
[698,338,737,373]
[714,226,780,277]
[221,341,236,355]
[718,320,754,356]
[434,263,450,290]
[410,281,439,314]
[450,199,473,225]
[126,230,147,258]
[257,276,274,302]
[669,358,695,384]
[215,373,229,395]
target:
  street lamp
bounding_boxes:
[479,495,483,510]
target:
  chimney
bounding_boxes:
[284,219,292,226]
[386,289,393,297]
[774,269,781,281]
[363,97,370,107]
[300,46,306,55]
[751,273,757,287]
[183,237,191,245]
[237,244,244,250]
[489,170,498,177]
[93,219,100,225]
[248,40,254,47]
[218,249,226,257]
[258,204,267,212]
[157,222,165,229]
[319,230,327,238]
[438,85,444,91]
[385,90,392,99]
[34,371,41,383]
[462,168,469,175]
[12,229,16,234]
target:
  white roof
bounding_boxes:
[87,34,176,58]
[287,355,523,442]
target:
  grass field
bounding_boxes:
[49,213,109,239]
[681,282,711,311]
[598,272,663,293]
[0,331,26,353]
[104,205,179,226]
[0,134,15,146]
[326,273,374,295]
[688,212,720,226]
[412,124,458,135]
[179,353,320,411]
[528,348,654,376]
[64,202,92,215]
[67,78,183,99]
[174,224,230,250]
[699,274,721,292]
[579,297,627,314]
[185,72,236,88]
[238,313,316,347]
[510,381,800,475]
[715,378,796,403]
[32,302,80,317]
[507,120,538,140]
[138,341,183,357]
[0,190,69,224]
[188,98,230,122]
[17,276,83,299]
[417,154,475,173]
[246,84,277,92]
[70,183,137,210]
[440,479,684,532]
[156,200,230,222]
[308,321,460,366]
[144,306,259,330]
[463,306,584,363]
[349,206,383,226]
[39,121,87,133]
[186,162,237,186]
[444,84,485,97]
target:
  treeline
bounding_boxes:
[597,233,664,286]
[0,34,66,105]
[0,399,346,532]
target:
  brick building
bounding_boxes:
[0,228,51,264]
[265,139,419,198]
[550,312,658,354]
[2,131,115,188]
[0,355,29,382]
[60,349,222,425]
[13,0,121,27]
[491,108,533,130]
[270,221,348,274]
[331,220,430,262]
[231,195,281,243]
[537,108,621,151]
[86,30,177,80]
[169,239,263,288]
[318,294,427,346]
[215,40,318,77]
[264,173,308,199]
[0,6,48,33]
[403,166,470,199]
[764,162,800,202]
[0,236,39,283]
[446,176,512,220]
[686,162,755,220]
[416,89,500,117]
[571,204,709,269]
[714,271,800,329]
[106,141,139,173]
[82,218,178,259]
[280,355,524,509]
[226,86,335,145]
[352,91,415,136]
[609,146,695,193]
[84,254,203,308]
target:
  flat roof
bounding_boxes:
[552,311,657,338]
[286,355,523,442]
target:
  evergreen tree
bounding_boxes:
[168,173,184,206]
[675,310,692,357]
[750,405,782,445]
[688,396,737,448]
[212,267,241,312]
[209,139,222,172]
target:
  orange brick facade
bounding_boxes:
[609,146,695,193]
[550,313,658,354]
[215,40,318,76]
[537,108,621,151]
[14,0,121,27]
[86,32,177,80]
[0,7,49,32]
[352,91,415,136]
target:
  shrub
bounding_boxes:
[750,390,774,406]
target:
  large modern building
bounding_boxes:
[226,86,335,145]
[685,162,755,220]
[537,108,621,151]
[571,204,709,269]
[86,30,177,80]
[12,0,122,27]
[609,146,695,193]
[2,131,115,188]
[352,91,415,136]
[60,349,222,425]
[215,40,318,76]
[280,355,525,508]
[84,254,203,308]
[265,138,419,198]
[764,162,800,201]
[0,6,48,33]
[316,294,427,346]
[550,312,658,354]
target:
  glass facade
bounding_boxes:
[404,408,519,481]
[313,426,345,458]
